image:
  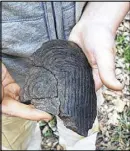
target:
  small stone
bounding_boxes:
[105,131,109,138]
[108,111,120,125]
[115,63,122,68]
[125,11,130,21]
[107,125,111,130]
[114,98,126,113]
[107,107,114,113]
[124,21,130,29]
[124,100,130,107]
[118,26,124,31]
[108,112,113,118]
[103,92,115,101]
[110,124,116,130]
[101,126,107,134]
[56,144,64,150]
[116,74,124,82]
[123,32,130,37]
[115,68,122,76]
[104,137,109,143]
[116,48,124,55]
[103,90,117,98]
[123,98,129,102]
[47,142,52,147]
[124,90,130,96]
[123,87,130,95]
[104,105,108,110]
[118,59,125,68]
[125,76,130,86]
[41,141,46,146]
[52,141,58,148]
[46,139,50,143]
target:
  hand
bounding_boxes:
[69,2,129,91]
[1,63,52,121]
[69,22,123,91]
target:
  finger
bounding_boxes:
[96,48,123,91]
[92,68,103,91]
[4,83,20,100]
[2,63,7,81]
[2,63,15,87]
[2,97,52,121]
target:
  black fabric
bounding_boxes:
[20,40,97,136]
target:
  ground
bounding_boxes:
[39,13,130,150]
[96,16,130,150]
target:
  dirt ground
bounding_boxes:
[96,16,130,150]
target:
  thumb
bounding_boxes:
[2,97,52,121]
[96,47,123,91]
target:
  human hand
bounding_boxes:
[1,63,52,121]
[69,22,123,91]
[69,2,129,91]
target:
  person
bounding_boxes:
[2,2,129,150]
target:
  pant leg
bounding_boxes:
[2,115,37,150]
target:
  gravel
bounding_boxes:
[96,16,130,150]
